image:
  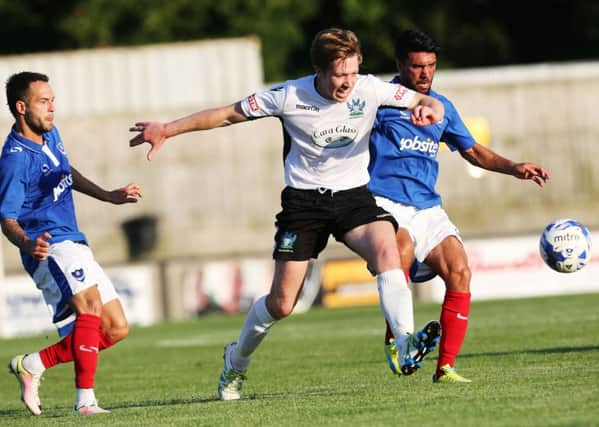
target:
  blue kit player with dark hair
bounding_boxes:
[1,71,142,415]
[369,29,550,383]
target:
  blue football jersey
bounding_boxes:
[368,76,476,209]
[0,126,86,274]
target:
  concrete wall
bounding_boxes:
[1,40,598,273]
[430,62,599,238]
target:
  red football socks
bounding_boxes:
[72,314,101,389]
[98,330,117,351]
[39,333,73,368]
[437,290,471,374]
[40,324,116,368]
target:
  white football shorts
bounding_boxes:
[375,196,463,282]
[31,240,119,336]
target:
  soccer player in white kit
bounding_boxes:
[129,28,445,400]
[0,72,142,415]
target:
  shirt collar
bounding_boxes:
[9,125,50,153]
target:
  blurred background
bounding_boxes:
[1,0,598,337]
[2,0,599,82]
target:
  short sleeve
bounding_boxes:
[441,100,476,151]
[371,75,416,109]
[239,83,288,118]
[0,151,26,220]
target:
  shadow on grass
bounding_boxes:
[0,396,222,419]
[107,386,346,410]
[0,387,347,418]
[363,344,599,368]
[0,409,25,418]
[460,344,599,359]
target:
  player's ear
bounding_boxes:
[15,100,26,115]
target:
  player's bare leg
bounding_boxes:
[425,236,472,383]
[100,299,129,346]
[219,260,309,400]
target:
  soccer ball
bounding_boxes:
[539,219,592,273]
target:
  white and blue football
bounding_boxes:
[539,219,592,273]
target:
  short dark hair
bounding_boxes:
[5,71,49,118]
[310,28,362,71]
[394,29,440,63]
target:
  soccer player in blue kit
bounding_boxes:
[368,29,550,383]
[0,72,142,415]
[129,28,445,400]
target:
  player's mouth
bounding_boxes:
[335,87,351,100]
[416,80,430,90]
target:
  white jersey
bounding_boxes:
[240,74,415,191]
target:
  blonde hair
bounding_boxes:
[310,28,362,71]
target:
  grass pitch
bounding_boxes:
[1,293,598,426]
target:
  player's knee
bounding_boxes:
[266,297,293,320]
[84,299,103,316]
[398,244,412,261]
[106,324,129,343]
[396,229,414,258]
[72,294,103,316]
[374,244,402,272]
[398,245,414,271]
[447,265,471,292]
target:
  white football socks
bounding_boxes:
[377,269,414,340]
[22,353,45,375]
[231,295,275,371]
[76,388,96,408]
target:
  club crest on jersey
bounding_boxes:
[346,98,365,118]
[41,164,51,175]
[71,268,86,282]
[312,123,358,148]
[278,231,297,252]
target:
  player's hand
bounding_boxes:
[513,163,550,187]
[129,122,167,161]
[107,183,142,204]
[25,232,52,261]
[410,105,439,126]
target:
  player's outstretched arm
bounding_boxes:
[71,167,142,204]
[460,143,550,187]
[510,162,550,187]
[407,92,444,126]
[0,218,51,260]
[129,102,248,161]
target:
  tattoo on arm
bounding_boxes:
[0,218,29,250]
